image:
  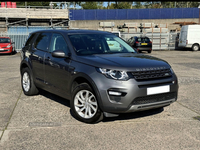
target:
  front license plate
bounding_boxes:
[141,43,147,45]
[147,85,170,95]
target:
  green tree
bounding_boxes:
[117,2,133,9]
[160,1,199,8]
[133,2,144,9]
[80,2,103,9]
[107,2,133,9]
[143,1,161,8]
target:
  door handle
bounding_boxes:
[45,57,51,61]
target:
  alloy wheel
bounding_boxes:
[74,90,98,119]
[22,72,30,92]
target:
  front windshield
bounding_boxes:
[0,38,10,43]
[68,34,136,56]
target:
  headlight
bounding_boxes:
[6,44,11,48]
[98,68,129,81]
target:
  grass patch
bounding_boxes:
[193,116,200,121]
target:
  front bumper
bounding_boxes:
[137,46,152,51]
[0,47,13,54]
[93,73,178,114]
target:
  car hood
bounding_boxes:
[75,53,171,71]
[0,43,9,48]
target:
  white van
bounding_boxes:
[178,25,200,51]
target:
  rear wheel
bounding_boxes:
[148,50,151,53]
[71,83,102,124]
[21,67,39,96]
[192,44,199,51]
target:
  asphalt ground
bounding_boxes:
[0,50,200,150]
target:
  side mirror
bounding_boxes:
[52,50,69,58]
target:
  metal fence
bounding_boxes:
[70,8,199,20]
[1,27,179,52]
[0,26,68,51]
[121,32,179,50]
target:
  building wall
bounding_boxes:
[69,8,199,20]
[69,8,199,31]
[69,18,199,31]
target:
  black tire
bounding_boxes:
[71,83,103,124]
[21,67,39,96]
[192,44,199,51]
[148,50,151,53]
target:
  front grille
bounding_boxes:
[0,50,8,52]
[132,92,177,105]
[131,68,172,81]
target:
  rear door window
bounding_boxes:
[34,32,52,51]
[25,33,36,47]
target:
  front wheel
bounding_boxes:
[71,83,103,124]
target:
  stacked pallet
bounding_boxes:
[98,22,119,32]
[119,22,168,33]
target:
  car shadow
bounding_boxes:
[38,89,70,108]
[174,48,195,52]
[38,89,164,123]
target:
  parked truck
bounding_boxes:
[178,25,200,51]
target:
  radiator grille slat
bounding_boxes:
[132,92,177,105]
[131,69,172,81]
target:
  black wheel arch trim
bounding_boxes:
[20,58,33,75]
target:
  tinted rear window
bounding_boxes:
[137,37,150,42]
[34,32,52,51]
[25,33,36,46]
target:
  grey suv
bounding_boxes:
[20,29,178,123]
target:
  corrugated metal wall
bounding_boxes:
[70,8,199,20]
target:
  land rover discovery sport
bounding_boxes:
[20,29,178,123]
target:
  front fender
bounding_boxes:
[69,72,104,112]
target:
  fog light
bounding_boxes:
[108,91,122,96]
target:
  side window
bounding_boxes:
[25,33,36,47]
[49,33,68,53]
[127,38,132,43]
[34,32,52,51]
[105,37,121,52]
[137,38,141,42]
[130,37,135,43]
